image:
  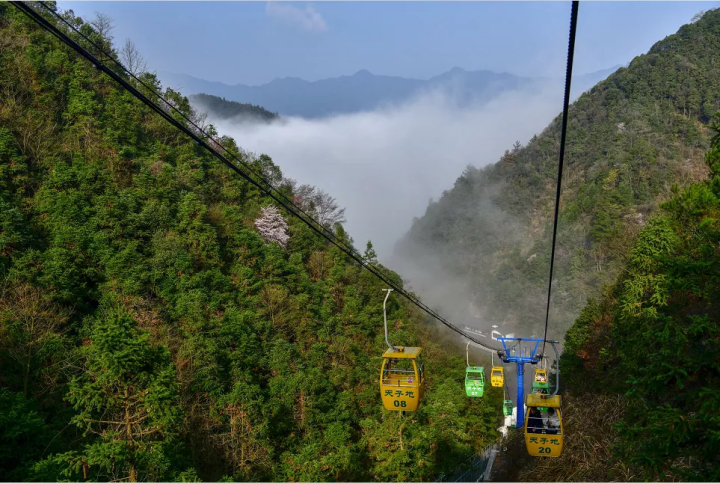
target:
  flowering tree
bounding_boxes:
[255,205,289,248]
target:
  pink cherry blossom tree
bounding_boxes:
[254,205,289,248]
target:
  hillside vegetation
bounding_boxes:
[497,112,720,483]
[397,8,720,338]
[0,4,502,482]
[188,93,279,123]
[556,117,720,480]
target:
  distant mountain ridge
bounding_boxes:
[188,93,279,123]
[160,66,621,119]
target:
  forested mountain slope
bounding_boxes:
[498,112,720,483]
[396,8,720,338]
[188,93,279,123]
[0,4,502,482]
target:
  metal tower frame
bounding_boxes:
[497,337,560,427]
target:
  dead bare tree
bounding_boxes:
[120,38,148,76]
[90,12,114,41]
[189,108,210,137]
[294,184,346,228]
[0,283,71,400]
[314,189,346,227]
[691,10,706,23]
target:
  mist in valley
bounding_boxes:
[207,81,570,338]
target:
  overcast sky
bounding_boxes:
[58,1,718,85]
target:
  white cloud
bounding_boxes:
[207,82,578,342]
[213,83,565,264]
[265,2,328,33]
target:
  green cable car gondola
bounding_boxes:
[465,366,485,397]
[464,341,485,397]
[502,377,513,416]
[503,399,513,416]
[533,367,549,412]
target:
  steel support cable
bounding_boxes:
[542,1,579,355]
[13,1,501,351]
[34,2,362,261]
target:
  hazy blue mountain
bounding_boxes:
[188,93,279,123]
[160,66,621,119]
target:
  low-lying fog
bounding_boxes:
[208,82,573,338]
[211,82,566,263]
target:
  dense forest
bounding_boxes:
[396,8,720,339]
[188,93,279,123]
[493,117,719,482]
[561,114,720,481]
[0,3,503,482]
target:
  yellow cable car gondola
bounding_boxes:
[534,368,548,383]
[378,289,425,411]
[491,366,504,387]
[524,393,564,457]
[380,346,425,411]
[489,351,504,387]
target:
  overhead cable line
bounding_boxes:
[541,1,579,355]
[13,0,501,351]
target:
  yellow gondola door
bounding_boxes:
[379,346,425,411]
[524,394,564,457]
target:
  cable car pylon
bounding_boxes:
[496,338,560,427]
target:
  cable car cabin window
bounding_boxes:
[466,374,484,380]
[382,358,416,386]
[415,357,424,380]
[526,408,561,434]
[534,369,548,383]
[380,351,424,388]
